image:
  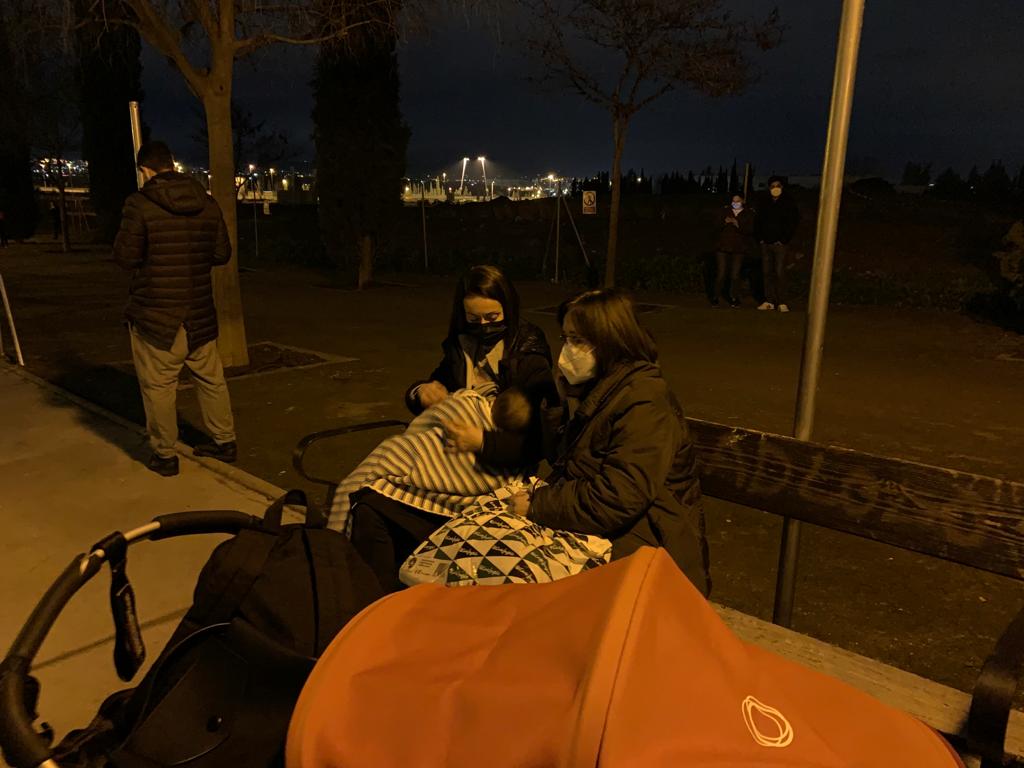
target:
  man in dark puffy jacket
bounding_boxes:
[113,141,237,476]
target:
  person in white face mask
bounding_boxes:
[712,193,757,308]
[507,288,711,596]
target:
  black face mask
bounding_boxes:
[466,322,507,347]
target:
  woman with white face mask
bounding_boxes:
[507,288,710,596]
[712,193,757,308]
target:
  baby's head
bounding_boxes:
[491,387,531,432]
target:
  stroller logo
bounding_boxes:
[742,695,794,748]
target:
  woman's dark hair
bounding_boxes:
[558,288,657,374]
[447,265,520,342]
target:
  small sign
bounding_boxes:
[582,190,597,215]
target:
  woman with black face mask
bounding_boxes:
[348,266,556,591]
[405,264,556,467]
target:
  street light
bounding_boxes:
[478,156,488,200]
[459,158,469,196]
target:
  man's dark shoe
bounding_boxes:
[147,454,180,477]
[194,441,238,463]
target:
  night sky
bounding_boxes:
[141,0,1024,180]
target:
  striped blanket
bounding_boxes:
[328,389,527,532]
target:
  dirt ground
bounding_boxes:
[3,240,1024,696]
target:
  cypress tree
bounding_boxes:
[76,12,143,242]
[313,18,409,288]
[0,2,37,239]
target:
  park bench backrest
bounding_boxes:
[687,418,1024,582]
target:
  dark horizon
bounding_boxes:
[137,0,1024,181]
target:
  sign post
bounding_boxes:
[0,273,25,366]
[582,190,597,215]
[421,184,429,271]
[554,178,561,283]
[129,101,143,189]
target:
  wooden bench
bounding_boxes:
[691,418,1024,767]
[294,417,1024,766]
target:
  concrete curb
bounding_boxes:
[3,361,287,504]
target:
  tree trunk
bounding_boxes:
[357,233,374,289]
[203,76,249,368]
[605,115,628,288]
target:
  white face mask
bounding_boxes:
[770,186,783,198]
[731,202,743,211]
[558,342,598,385]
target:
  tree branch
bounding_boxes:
[185,0,217,39]
[236,18,377,57]
[120,0,205,92]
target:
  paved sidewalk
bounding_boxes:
[0,364,284,744]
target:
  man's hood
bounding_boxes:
[141,172,211,215]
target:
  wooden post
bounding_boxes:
[421,184,428,271]
[774,0,866,628]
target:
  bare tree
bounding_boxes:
[525,0,782,286]
[68,0,400,366]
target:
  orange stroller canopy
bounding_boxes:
[287,547,962,767]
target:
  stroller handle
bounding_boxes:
[0,509,262,768]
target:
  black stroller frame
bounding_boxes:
[0,419,407,768]
[0,510,264,768]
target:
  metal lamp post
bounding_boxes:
[773,0,867,628]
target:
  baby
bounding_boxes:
[489,386,532,433]
[330,386,534,532]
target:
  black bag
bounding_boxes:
[53,490,384,768]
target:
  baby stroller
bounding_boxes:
[0,490,383,768]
